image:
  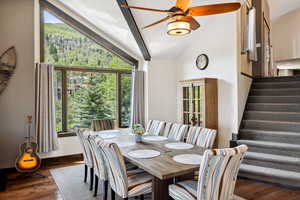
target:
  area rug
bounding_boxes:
[50,165,152,200]
[50,165,246,200]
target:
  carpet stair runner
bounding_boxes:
[237,76,300,188]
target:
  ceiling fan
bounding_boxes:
[122,0,241,36]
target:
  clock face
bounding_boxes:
[196,54,209,70]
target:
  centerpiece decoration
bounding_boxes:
[132,124,145,143]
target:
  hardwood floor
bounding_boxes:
[0,161,299,200]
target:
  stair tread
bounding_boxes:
[237,140,300,150]
[252,88,300,91]
[245,111,300,115]
[248,103,300,105]
[253,81,300,85]
[240,129,300,137]
[245,152,300,164]
[249,95,300,98]
[243,119,300,125]
[240,164,300,180]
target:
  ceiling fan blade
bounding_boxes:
[122,5,172,13]
[188,3,241,16]
[176,0,192,11]
[143,16,173,29]
[182,16,200,30]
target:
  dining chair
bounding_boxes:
[88,135,108,198]
[186,127,217,149]
[166,123,189,141]
[91,119,114,131]
[169,145,248,200]
[97,138,153,200]
[75,128,94,191]
[146,120,165,136]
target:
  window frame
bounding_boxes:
[40,0,137,136]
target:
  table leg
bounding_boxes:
[152,177,172,200]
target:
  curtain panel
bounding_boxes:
[35,63,58,153]
[130,70,145,127]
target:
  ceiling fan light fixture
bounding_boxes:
[167,20,191,36]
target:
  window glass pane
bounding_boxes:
[120,74,132,127]
[43,11,133,70]
[66,71,116,130]
[54,70,63,132]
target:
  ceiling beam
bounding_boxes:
[116,0,151,61]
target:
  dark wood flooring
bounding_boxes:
[1,161,300,200]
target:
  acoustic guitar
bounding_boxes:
[15,116,41,172]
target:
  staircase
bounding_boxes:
[237,76,300,188]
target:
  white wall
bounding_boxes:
[272,8,300,61]
[176,13,240,148]
[145,59,178,124]
[0,0,35,169]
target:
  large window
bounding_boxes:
[42,10,135,135]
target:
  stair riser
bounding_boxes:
[247,104,300,112]
[238,172,300,188]
[244,112,300,122]
[248,96,300,104]
[243,159,300,173]
[246,146,300,157]
[252,83,300,89]
[254,76,300,82]
[250,89,300,96]
[239,132,300,145]
[242,121,300,132]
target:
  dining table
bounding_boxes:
[94,129,206,200]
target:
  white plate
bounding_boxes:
[95,130,120,134]
[142,136,168,142]
[165,143,194,150]
[173,154,202,165]
[98,134,117,139]
[128,149,161,159]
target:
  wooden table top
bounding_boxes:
[120,139,206,180]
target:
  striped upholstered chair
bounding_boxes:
[165,123,189,141]
[87,135,108,197]
[98,139,153,200]
[145,120,166,136]
[75,129,94,191]
[169,145,248,200]
[91,119,114,131]
[186,127,217,149]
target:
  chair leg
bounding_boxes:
[94,175,99,197]
[140,194,144,200]
[111,188,115,200]
[84,165,88,183]
[89,168,94,191]
[104,180,108,200]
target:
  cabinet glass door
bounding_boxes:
[182,84,204,126]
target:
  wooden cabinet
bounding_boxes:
[178,78,218,131]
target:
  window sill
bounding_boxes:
[58,131,76,138]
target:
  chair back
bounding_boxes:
[75,128,93,168]
[163,122,173,137]
[186,127,202,145]
[196,128,217,149]
[167,123,189,141]
[146,120,165,136]
[197,145,248,200]
[88,135,107,180]
[91,119,114,131]
[97,139,128,198]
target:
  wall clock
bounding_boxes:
[196,54,209,70]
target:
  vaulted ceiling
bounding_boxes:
[56,0,239,60]
[268,0,300,22]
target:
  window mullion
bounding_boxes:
[116,73,122,128]
[62,70,68,132]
